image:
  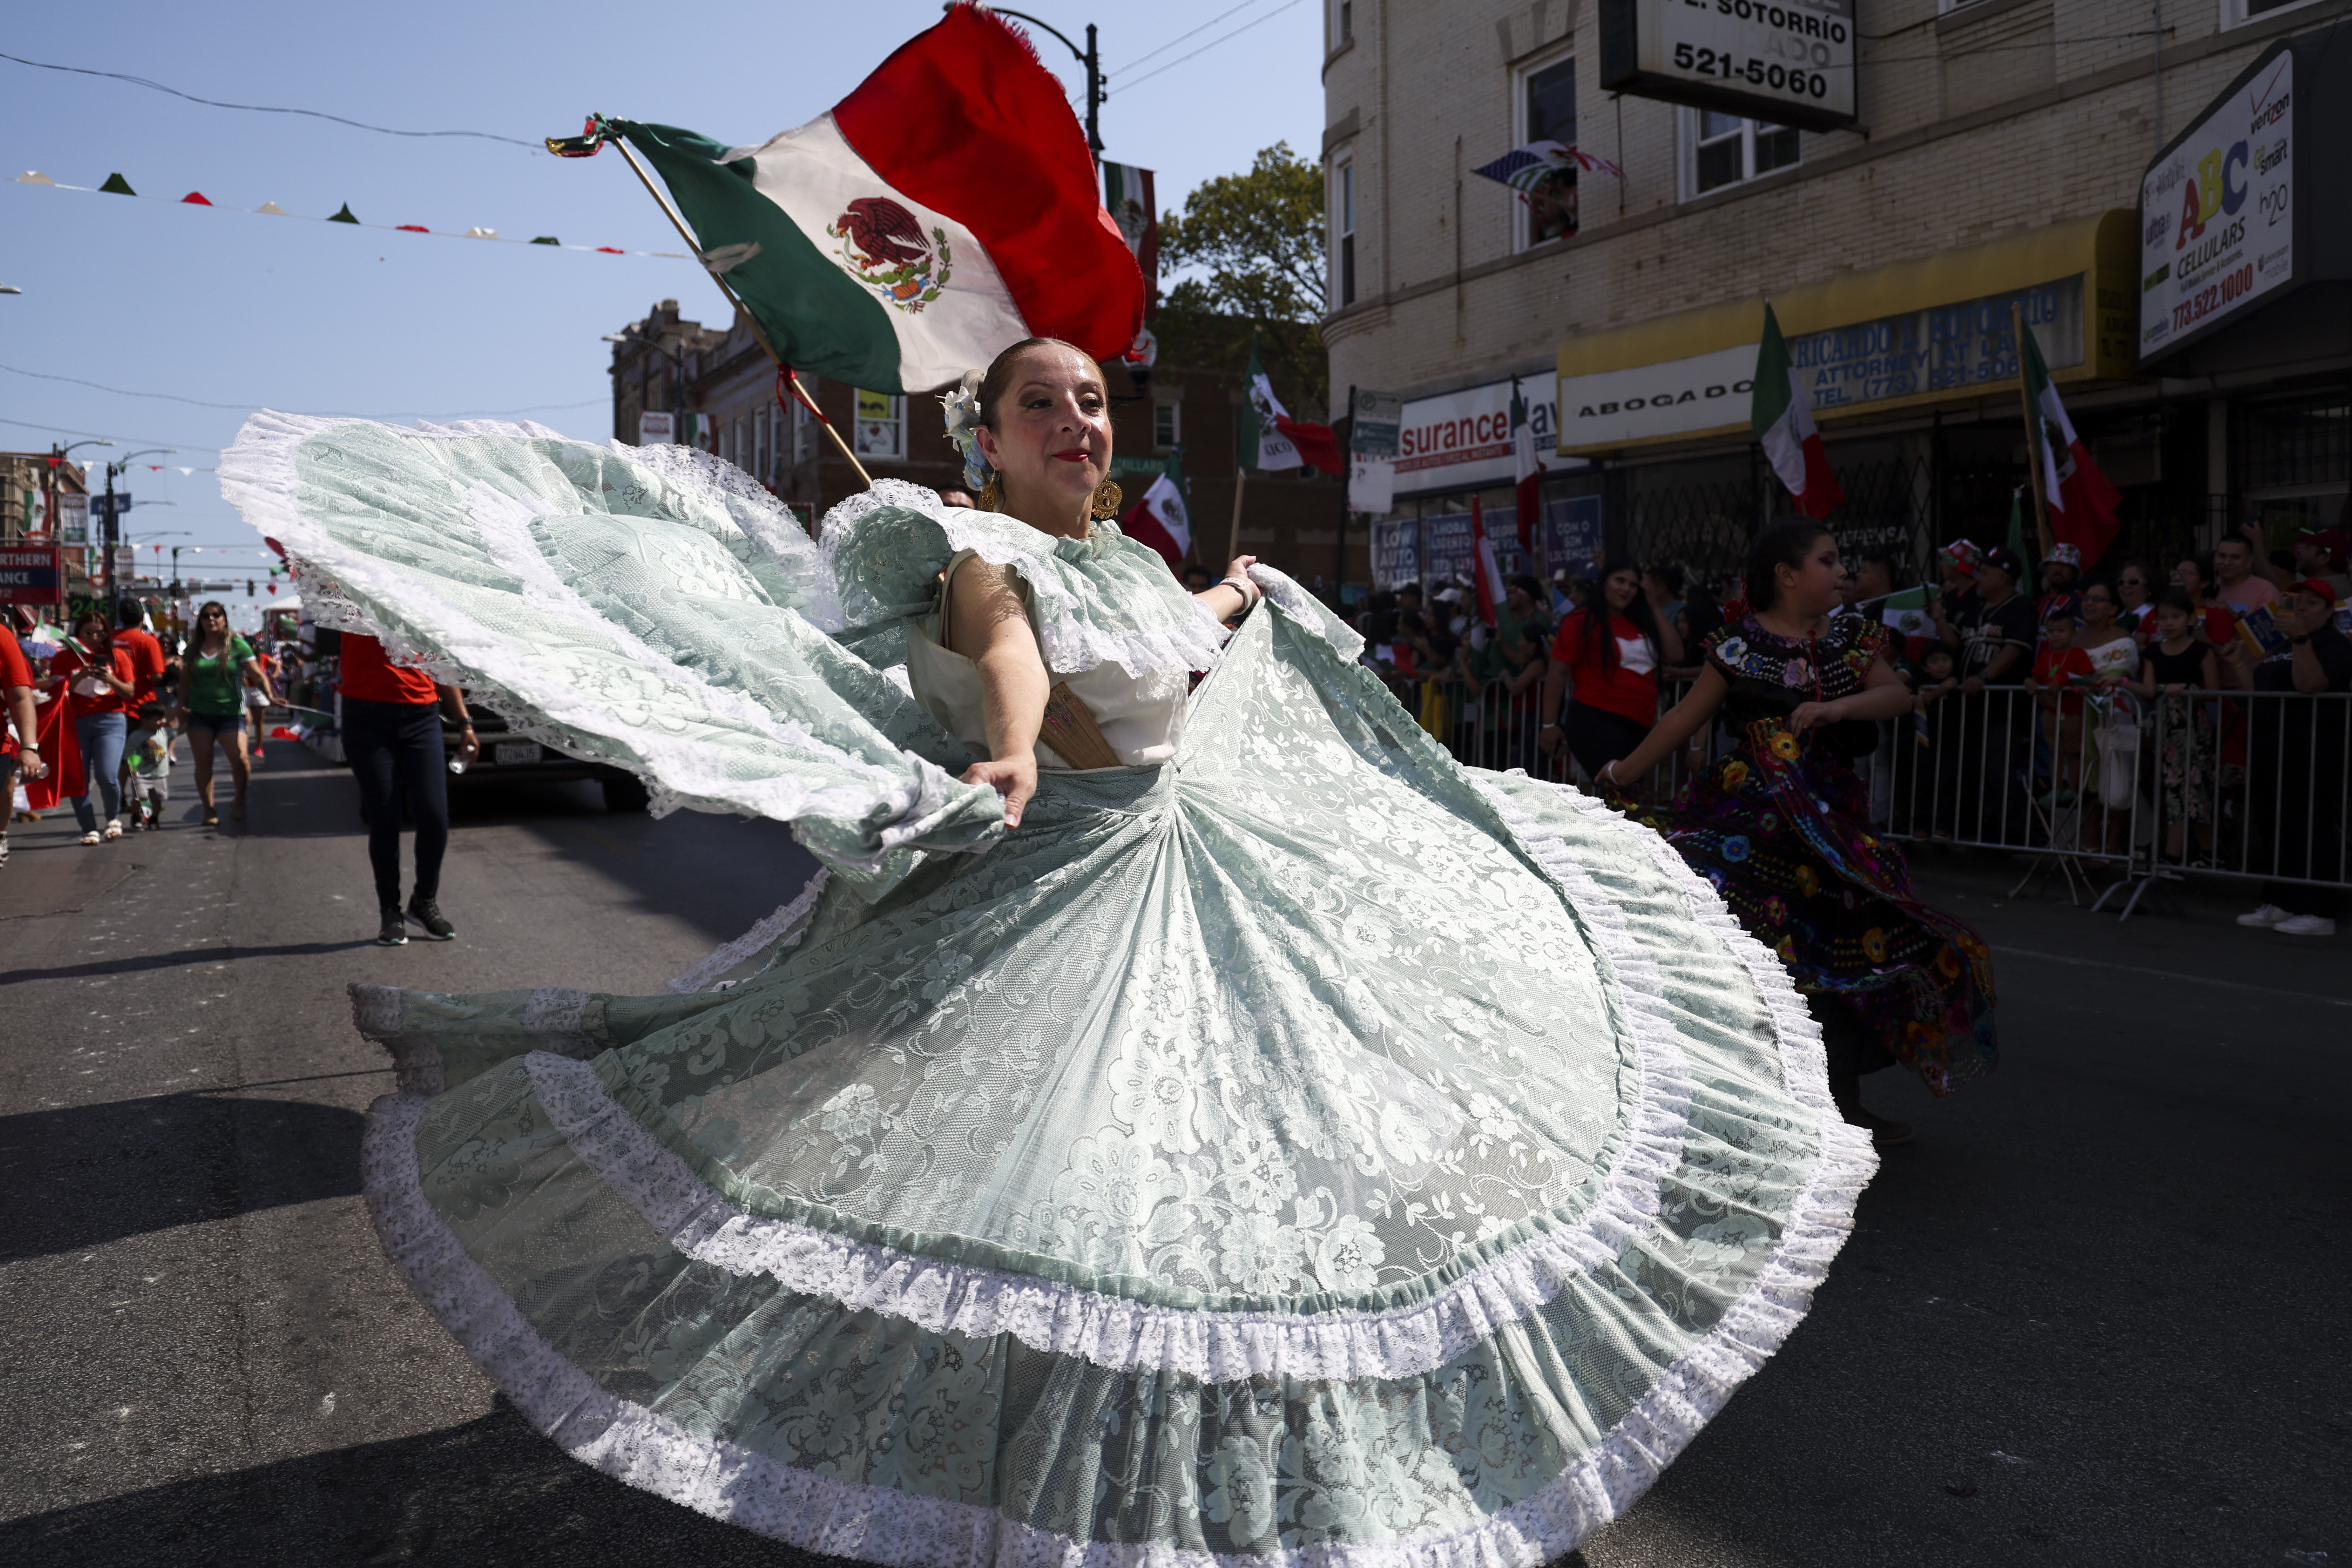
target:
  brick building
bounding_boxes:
[605,299,1360,590]
[1322,0,2349,589]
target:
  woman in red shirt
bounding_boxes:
[1535,560,1683,785]
[50,607,138,844]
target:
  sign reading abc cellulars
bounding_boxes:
[1598,0,1857,134]
[2139,47,2292,362]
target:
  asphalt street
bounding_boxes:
[0,743,2344,1567]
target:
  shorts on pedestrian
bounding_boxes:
[184,709,243,737]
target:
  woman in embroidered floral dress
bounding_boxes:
[219,342,1877,1567]
[1603,521,1998,1144]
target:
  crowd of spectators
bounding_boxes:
[1341,516,2352,935]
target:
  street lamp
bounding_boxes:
[949,5,1104,162]
[100,447,176,596]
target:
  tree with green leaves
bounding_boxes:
[1156,142,1328,419]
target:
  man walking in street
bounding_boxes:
[339,631,477,945]
[112,598,168,818]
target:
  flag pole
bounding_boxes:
[2010,300,2055,565]
[608,137,873,489]
[1226,468,1247,565]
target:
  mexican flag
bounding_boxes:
[1469,495,1507,627]
[1120,455,1193,570]
[1510,378,1544,549]
[2020,319,2122,568]
[1752,301,1844,520]
[1240,334,1301,471]
[586,5,1142,395]
[1873,586,1936,640]
[1102,162,1157,317]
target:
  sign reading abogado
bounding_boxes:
[1598,0,1858,134]
[2138,43,2293,362]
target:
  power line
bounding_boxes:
[1114,0,1274,73]
[0,365,607,421]
[1112,0,1309,95]
[0,51,539,148]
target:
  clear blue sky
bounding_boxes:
[0,0,1323,601]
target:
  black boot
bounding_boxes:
[377,905,409,946]
[1829,1073,1914,1148]
[406,895,456,940]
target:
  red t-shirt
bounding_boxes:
[2031,645,2095,715]
[0,633,29,757]
[338,633,439,705]
[54,640,137,718]
[115,626,166,703]
[1550,608,1661,727]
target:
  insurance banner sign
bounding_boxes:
[0,544,64,606]
[2139,44,2292,362]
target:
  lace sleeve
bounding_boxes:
[220,412,1006,895]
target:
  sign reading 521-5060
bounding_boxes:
[1599,0,1858,134]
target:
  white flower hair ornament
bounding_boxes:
[940,369,990,492]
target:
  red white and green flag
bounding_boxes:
[1468,495,1507,626]
[1752,302,1843,520]
[2020,318,2123,567]
[1239,332,1343,474]
[566,5,1142,394]
[1121,455,1193,570]
[1510,378,1545,549]
[1102,162,1157,317]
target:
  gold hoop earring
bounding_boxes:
[1090,480,1123,520]
[977,476,1002,512]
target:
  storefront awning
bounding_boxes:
[1554,210,2139,456]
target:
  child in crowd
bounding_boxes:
[124,699,174,831]
[2131,588,2221,869]
[2029,608,2095,806]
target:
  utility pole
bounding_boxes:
[985,9,1105,162]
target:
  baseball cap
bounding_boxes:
[2298,526,2349,568]
[2288,577,2342,604]
[1433,587,1463,604]
[2041,543,2081,568]
[1979,545,2021,578]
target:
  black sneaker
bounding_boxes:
[406,896,456,941]
[377,905,409,946]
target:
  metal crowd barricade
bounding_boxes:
[1380,661,2349,923]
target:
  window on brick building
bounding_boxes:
[1154,399,1183,452]
[1331,0,1352,47]
[1333,158,1356,306]
[1683,109,1798,198]
[1516,55,1578,247]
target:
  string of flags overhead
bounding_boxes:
[12,169,689,260]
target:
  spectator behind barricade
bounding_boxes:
[52,607,139,846]
[2211,532,2279,617]
[1898,642,1960,838]
[2075,582,2139,687]
[1179,562,1216,594]
[1642,564,1684,635]
[2131,588,2220,871]
[2115,560,2160,639]
[2227,578,2352,937]
[1844,549,1896,611]
[1495,613,1552,773]
[937,488,977,509]
[2171,554,2236,646]
[2036,544,2084,645]
[2028,606,2094,807]
[1936,538,1985,623]
[0,615,50,868]
[1503,574,1544,649]
[1538,559,1682,784]
[1931,543,2033,840]
[124,699,173,831]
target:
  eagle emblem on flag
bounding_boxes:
[827,196,953,313]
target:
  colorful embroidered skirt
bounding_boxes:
[1632,720,1997,1095]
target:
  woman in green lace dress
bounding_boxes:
[220,338,1876,1566]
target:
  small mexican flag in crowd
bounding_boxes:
[2020,317,2122,567]
[1239,333,1342,474]
[1752,301,1844,520]
[1510,378,1545,550]
[560,5,1143,393]
[1874,585,1936,639]
[1121,455,1193,569]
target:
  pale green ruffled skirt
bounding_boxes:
[351,605,1873,1565]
